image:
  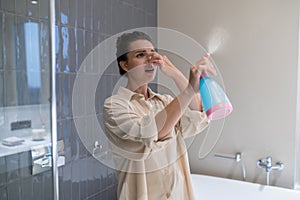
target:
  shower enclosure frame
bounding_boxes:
[49,0,59,199]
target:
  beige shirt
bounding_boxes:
[103,87,209,200]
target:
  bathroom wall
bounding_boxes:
[158,0,299,188]
[55,0,157,199]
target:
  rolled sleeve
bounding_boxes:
[162,94,209,138]
[180,108,209,138]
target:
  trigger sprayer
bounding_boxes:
[199,53,233,120]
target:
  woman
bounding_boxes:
[103,31,216,200]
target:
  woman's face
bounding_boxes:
[122,39,157,85]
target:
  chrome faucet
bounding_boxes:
[257,156,284,185]
[257,156,284,172]
[92,140,108,159]
[215,152,246,181]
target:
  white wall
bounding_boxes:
[158,0,300,188]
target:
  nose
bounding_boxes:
[147,54,152,62]
[147,52,154,62]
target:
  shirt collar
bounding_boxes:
[117,86,163,101]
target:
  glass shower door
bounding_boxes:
[0,0,56,199]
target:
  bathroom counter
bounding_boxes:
[0,134,51,157]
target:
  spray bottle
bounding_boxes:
[199,53,233,120]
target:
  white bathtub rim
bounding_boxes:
[190,173,300,200]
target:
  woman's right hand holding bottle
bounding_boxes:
[189,54,217,93]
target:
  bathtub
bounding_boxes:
[191,174,300,200]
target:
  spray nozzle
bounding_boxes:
[204,53,211,59]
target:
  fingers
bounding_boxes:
[190,65,202,77]
[147,52,164,66]
[188,66,201,92]
[162,55,171,65]
[194,56,217,76]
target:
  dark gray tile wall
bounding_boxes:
[55,0,157,200]
[0,0,157,199]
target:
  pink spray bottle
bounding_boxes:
[199,53,233,120]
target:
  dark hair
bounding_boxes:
[116,31,153,75]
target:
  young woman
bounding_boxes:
[103,31,216,200]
